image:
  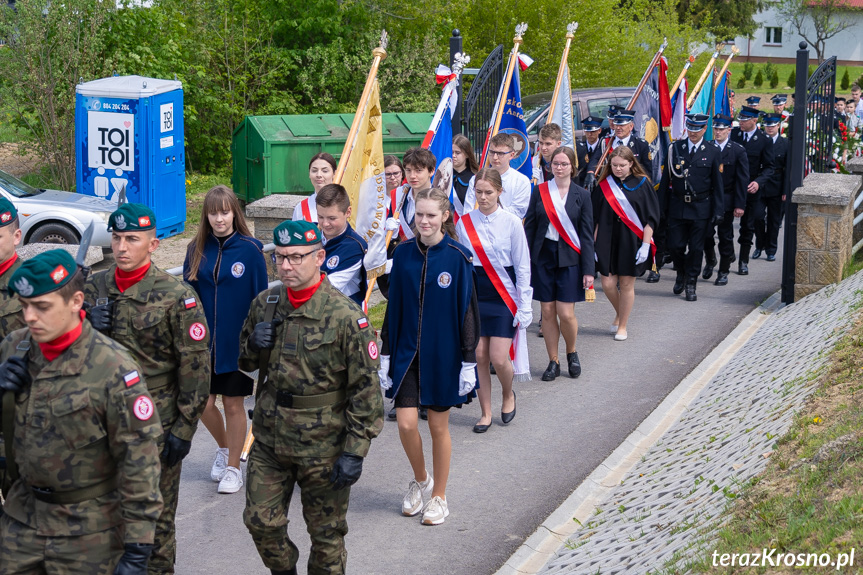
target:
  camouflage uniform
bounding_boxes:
[0,256,24,492]
[0,321,164,575]
[238,278,383,575]
[84,264,210,574]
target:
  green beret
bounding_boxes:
[9,249,77,298]
[0,198,18,227]
[109,203,156,232]
[273,220,321,247]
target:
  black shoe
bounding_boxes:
[738,262,749,276]
[271,569,298,575]
[419,407,428,421]
[766,253,776,262]
[752,249,762,259]
[685,284,697,301]
[567,352,581,378]
[501,391,516,425]
[473,422,491,433]
[714,271,729,286]
[673,275,685,295]
[489,364,496,375]
[645,270,660,283]
[702,262,715,280]
[541,361,560,381]
[387,406,397,421]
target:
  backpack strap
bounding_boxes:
[255,286,281,400]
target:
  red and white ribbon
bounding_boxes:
[599,175,655,257]
[538,180,581,254]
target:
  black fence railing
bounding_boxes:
[463,44,504,157]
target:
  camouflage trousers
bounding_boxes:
[149,434,183,575]
[0,513,123,575]
[243,442,350,575]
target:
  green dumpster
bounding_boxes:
[231,112,434,203]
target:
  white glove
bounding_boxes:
[385,259,393,274]
[594,252,599,262]
[635,242,650,265]
[378,355,393,390]
[385,217,400,232]
[513,308,533,328]
[458,362,477,396]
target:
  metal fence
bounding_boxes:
[463,44,504,157]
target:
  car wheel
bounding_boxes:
[28,222,80,245]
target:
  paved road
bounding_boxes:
[173,241,784,575]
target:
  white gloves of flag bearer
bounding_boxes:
[378,355,393,390]
[512,308,532,328]
[384,218,400,233]
[458,362,477,396]
[635,242,651,265]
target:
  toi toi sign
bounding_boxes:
[87,111,135,172]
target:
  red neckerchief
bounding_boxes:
[287,273,325,308]
[115,262,151,293]
[0,252,18,277]
[38,309,85,362]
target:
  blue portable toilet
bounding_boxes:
[75,75,186,238]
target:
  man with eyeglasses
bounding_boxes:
[239,219,383,575]
[465,132,531,218]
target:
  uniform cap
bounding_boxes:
[835,96,846,103]
[712,114,733,128]
[685,113,709,129]
[109,203,156,232]
[745,96,761,106]
[273,219,321,247]
[606,105,624,119]
[8,249,77,298]
[582,116,603,131]
[610,110,635,125]
[0,197,18,228]
[761,113,782,127]
[737,106,762,120]
[771,94,788,105]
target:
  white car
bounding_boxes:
[0,168,115,247]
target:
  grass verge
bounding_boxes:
[367,300,387,330]
[685,313,863,574]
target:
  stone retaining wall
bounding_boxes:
[244,194,306,244]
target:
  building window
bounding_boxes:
[765,27,783,45]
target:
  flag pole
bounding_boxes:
[483,23,527,167]
[670,54,696,98]
[687,43,724,109]
[714,46,739,89]
[334,31,388,185]
[546,22,578,125]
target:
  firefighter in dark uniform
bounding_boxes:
[703,114,749,286]
[658,114,723,301]
[601,109,653,177]
[731,105,774,274]
[755,113,787,261]
[576,116,604,187]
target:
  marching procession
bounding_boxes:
[0,20,855,575]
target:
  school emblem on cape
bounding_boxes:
[326,255,339,269]
[13,277,33,296]
[437,272,452,288]
[115,214,127,230]
[231,262,245,278]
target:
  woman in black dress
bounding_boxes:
[524,146,595,381]
[452,134,479,215]
[593,146,659,341]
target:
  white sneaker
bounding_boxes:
[402,471,433,516]
[210,448,229,482]
[422,496,449,525]
[218,466,243,494]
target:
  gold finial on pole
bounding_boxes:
[547,23,578,129]
[687,43,725,109]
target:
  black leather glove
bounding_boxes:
[113,543,153,575]
[88,301,114,333]
[161,432,192,467]
[249,317,283,352]
[329,452,364,490]
[583,172,596,192]
[0,356,31,394]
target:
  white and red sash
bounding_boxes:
[599,176,655,258]
[538,181,581,253]
[390,186,414,241]
[461,212,530,380]
[299,195,317,223]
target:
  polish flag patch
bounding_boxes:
[124,370,141,387]
[184,297,197,309]
[138,216,151,227]
[357,317,369,329]
[133,395,154,421]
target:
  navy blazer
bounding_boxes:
[716,140,750,212]
[523,180,596,277]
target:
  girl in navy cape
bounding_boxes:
[592,146,659,341]
[184,185,268,494]
[379,187,479,526]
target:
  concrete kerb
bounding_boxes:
[495,291,783,575]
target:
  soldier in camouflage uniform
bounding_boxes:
[0,249,163,575]
[83,204,210,575]
[239,220,383,575]
[0,198,25,339]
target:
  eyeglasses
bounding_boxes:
[552,162,571,168]
[272,248,320,266]
[488,149,513,157]
[385,171,402,179]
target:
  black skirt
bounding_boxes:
[211,370,254,397]
[476,266,517,339]
[394,358,472,412]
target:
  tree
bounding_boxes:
[737,76,747,89]
[770,69,780,88]
[776,0,856,62]
[787,69,796,87]
[754,70,764,87]
[840,69,850,89]
[673,0,761,41]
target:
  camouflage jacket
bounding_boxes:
[0,256,25,339]
[238,277,383,458]
[0,320,164,543]
[84,264,210,441]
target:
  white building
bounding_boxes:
[731,0,863,64]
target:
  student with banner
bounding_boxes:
[292,152,337,223]
[456,168,532,434]
[465,132,531,218]
[524,146,595,381]
[593,147,660,341]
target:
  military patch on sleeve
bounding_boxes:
[357,317,369,329]
[367,341,379,360]
[188,322,207,341]
[132,395,155,421]
[184,297,197,309]
[124,370,141,387]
